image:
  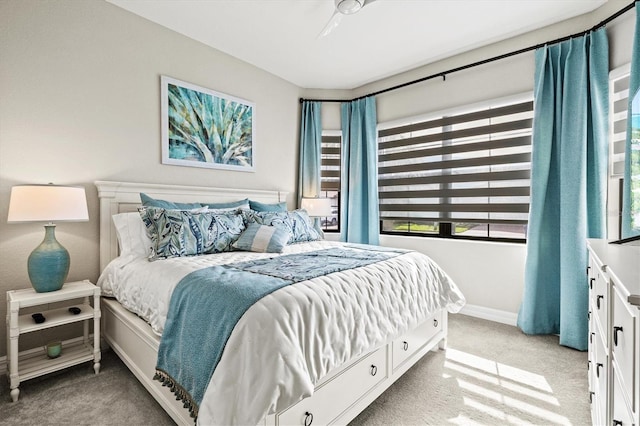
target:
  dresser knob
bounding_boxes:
[596,295,603,309]
[403,341,408,351]
[304,411,313,426]
[370,364,377,376]
[433,319,438,327]
[613,326,623,346]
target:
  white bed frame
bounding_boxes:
[95,180,448,426]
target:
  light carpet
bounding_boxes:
[0,314,589,425]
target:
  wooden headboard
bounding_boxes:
[95,180,288,271]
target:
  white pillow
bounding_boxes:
[112,212,152,258]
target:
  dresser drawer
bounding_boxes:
[392,311,442,371]
[612,367,634,426]
[594,327,608,424]
[612,285,637,413]
[277,346,387,426]
[592,266,609,338]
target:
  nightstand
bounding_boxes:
[6,280,101,402]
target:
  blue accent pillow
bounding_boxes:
[139,207,246,260]
[233,223,290,253]
[249,200,287,212]
[140,193,250,210]
[243,209,321,244]
[140,193,203,209]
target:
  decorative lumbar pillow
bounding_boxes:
[112,212,152,258]
[243,209,321,244]
[140,193,250,211]
[233,223,291,253]
[249,200,287,212]
[139,207,246,260]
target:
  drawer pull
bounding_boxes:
[433,319,438,327]
[589,277,595,289]
[587,266,591,275]
[590,332,595,344]
[370,365,377,376]
[613,326,623,346]
[587,360,591,371]
[304,411,313,426]
[403,341,409,351]
[587,311,591,320]
[596,295,603,309]
[613,421,622,426]
[589,391,594,403]
[596,363,603,378]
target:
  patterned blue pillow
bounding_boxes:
[139,207,246,260]
[233,223,290,253]
[243,209,321,244]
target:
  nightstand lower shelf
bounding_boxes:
[17,338,98,382]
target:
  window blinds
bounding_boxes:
[378,98,533,227]
[321,134,341,192]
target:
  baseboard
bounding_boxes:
[459,303,518,326]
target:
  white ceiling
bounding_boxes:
[107,0,607,90]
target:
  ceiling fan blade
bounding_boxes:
[318,10,343,38]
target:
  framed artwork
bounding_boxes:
[161,76,255,172]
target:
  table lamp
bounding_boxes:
[7,184,89,292]
[300,197,333,217]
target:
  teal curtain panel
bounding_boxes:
[517,28,609,351]
[622,4,640,239]
[298,101,322,204]
[340,97,379,245]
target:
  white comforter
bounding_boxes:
[98,240,465,425]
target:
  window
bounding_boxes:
[320,131,341,231]
[610,64,630,178]
[610,63,640,235]
[378,94,533,242]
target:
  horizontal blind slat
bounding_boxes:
[379,153,531,175]
[379,203,529,213]
[379,186,530,199]
[379,170,531,186]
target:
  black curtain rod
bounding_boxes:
[299,0,637,104]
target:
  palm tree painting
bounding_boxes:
[161,76,255,171]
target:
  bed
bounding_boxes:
[95,180,465,426]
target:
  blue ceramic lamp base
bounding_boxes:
[28,224,69,293]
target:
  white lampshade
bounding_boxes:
[7,184,89,223]
[300,197,333,217]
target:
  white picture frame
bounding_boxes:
[161,76,255,172]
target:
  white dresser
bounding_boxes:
[587,239,640,426]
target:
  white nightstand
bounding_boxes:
[6,280,101,402]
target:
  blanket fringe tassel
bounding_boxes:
[154,369,199,422]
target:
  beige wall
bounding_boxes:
[0,0,302,356]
